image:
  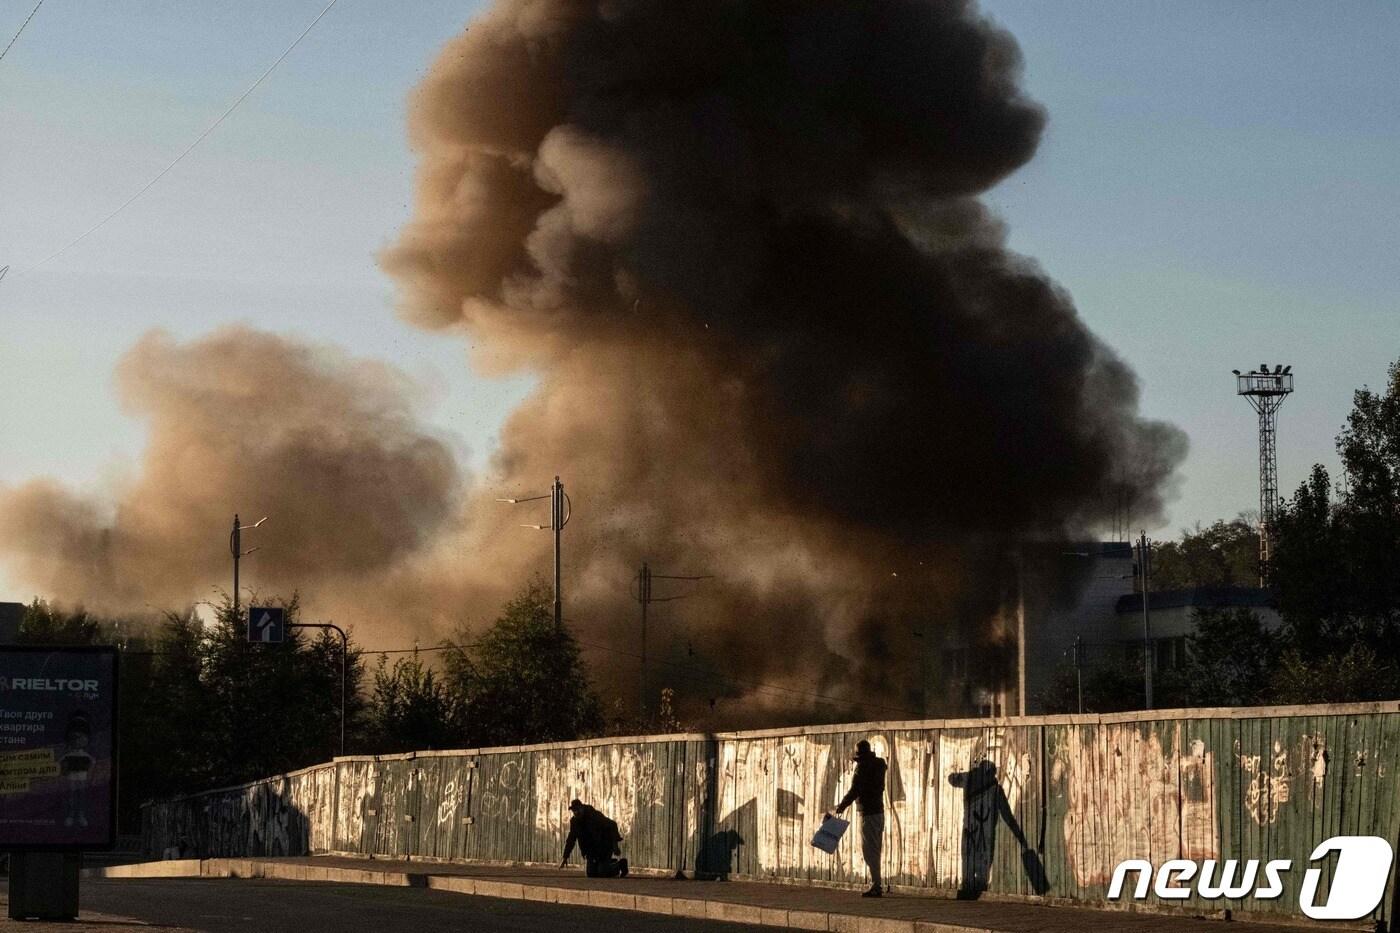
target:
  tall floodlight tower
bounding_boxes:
[1234,364,1294,581]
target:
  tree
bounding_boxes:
[16,600,168,827]
[1334,360,1400,622]
[366,653,456,752]
[445,580,603,747]
[1039,658,1147,714]
[1268,358,1400,700]
[18,599,106,645]
[123,609,211,811]
[9,593,377,821]
[200,594,362,785]
[1270,465,1342,645]
[1272,644,1400,704]
[1175,607,1278,707]
[1149,518,1259,590]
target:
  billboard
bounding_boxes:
[0,647,118,849]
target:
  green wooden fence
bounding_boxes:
[142,701,1400,925]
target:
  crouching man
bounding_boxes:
[560,798,629,878]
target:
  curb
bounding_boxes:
[86,859,426,889]
[85,860,994,932]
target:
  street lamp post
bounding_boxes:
[552,477,565,629]
[229,514,267,615]
[497,477,571,629]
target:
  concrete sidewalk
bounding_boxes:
[86,856,1326,933]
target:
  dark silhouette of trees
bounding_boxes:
[16,595,362,827]
[199,595,364,786]
[1269,360,1400,702]
[1039,659,1146,713]
[1150,517,1260,590]
[10,580,611,826]
[1157,607,1279,708]
[366,652,456,752]
[441,580,603,747]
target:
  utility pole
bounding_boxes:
[1016,553,1026,717]
[638,562,651,718]
[1137,530,1153,710]
[229,514,267,615]
[633,564,711,719]
[1072,634,1084,715]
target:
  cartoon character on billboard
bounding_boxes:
[59,711,94,828]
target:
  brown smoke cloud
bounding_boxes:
[0,0,1187,725]
[0,327,462,631]
[381,0,1187,721]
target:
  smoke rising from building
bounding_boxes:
[381,0,1186,717]
[0,0,1186,722]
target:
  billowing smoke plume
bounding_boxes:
[0,328,461,628]
[381,0,1186,719]
[0,0,1187,724]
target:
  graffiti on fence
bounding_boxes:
[141,707,1400,926]
[1053,724,1219,886]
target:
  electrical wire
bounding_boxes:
[119,630,921,718]
[0,0,43,65]
[352,634,922,717]
[21,0,339,275]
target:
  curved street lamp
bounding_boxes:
[497,476,571,629]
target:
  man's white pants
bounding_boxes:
[859,811,884,887]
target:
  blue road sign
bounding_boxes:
[247,606,285,644]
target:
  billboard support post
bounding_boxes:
[8,852,80,921]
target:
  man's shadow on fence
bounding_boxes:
[947,760,1048,899]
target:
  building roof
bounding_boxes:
[1025,540,1134,560]
[1116,586,1275,614]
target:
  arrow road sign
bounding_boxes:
[247,606,285,644]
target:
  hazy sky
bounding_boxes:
[2,1,1398,601]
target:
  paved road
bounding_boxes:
[75,877,774,932]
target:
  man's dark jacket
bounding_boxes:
[562,805,622,861]
[837,752,887,814]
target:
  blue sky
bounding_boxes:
[2,1,1398,599]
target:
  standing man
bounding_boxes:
[835,738,888,897]
[560,798,629,878]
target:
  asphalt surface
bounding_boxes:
[71,877,776,932]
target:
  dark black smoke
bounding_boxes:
[370,0,1188,721]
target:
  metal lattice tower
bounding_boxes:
[1234,365,1294,580]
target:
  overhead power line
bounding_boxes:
[22,0,339,275]
[359,637,918,716]
[0,0,44,65]
[119,629,921,719]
